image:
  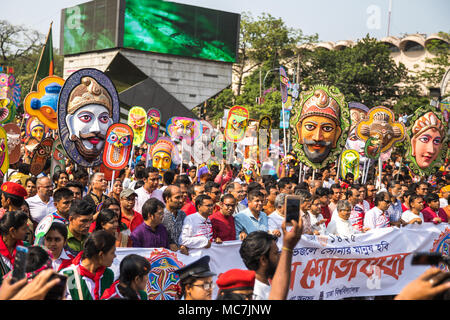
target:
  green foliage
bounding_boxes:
[298,35,410,108]
[0,20,63,112]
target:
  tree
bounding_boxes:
[298,35,410,109]
[0,20,63,111]
[233,12,317,96]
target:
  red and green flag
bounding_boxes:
[31,23,54,92]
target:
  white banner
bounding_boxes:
[113,223,449,300]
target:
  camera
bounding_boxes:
[411,252,450,300]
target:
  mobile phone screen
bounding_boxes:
[11,246,28,284]
[285,197,301,222]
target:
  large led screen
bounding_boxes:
[123,0,240,63]
[61,0,119,55]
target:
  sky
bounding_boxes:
[1,0,449,48]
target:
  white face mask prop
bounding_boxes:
[58,69,120,167]
[66,103,113,160]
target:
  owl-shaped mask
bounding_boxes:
[103,124,134,170]
[128,106,147,146]
[30,137,54,176]
[340,149,360,180]
[145,108,161,145]
[356,106,405,158]
[166,117,202,144]
[225,106,249,143]
[24,76,65,130]
[51,139,67,176]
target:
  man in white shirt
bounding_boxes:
[326,200,359,236]
[309,195,327,235]
[268,193,286,236]
[363,192,391,230]
[26,176,56,224]
[179,194,218,249]
[134,167,164,214]
[401,194,424,225]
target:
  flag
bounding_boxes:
[30,23,54,92]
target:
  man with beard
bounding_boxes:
[161,185,188,255]
[295,88,343,164]
[65,76,114,163]
[239,231,279,300]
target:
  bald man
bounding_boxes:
[26,176,57,224]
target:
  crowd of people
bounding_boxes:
[0,150,449,300]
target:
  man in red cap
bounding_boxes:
[0,181,28,217]
[216,269,255,300]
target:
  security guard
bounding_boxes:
[174,255,216,300]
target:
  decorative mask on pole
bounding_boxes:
[224,106,249,143]
[0,73,19,124]
[340,149,360,181]
[344,102,370,165]
[291,85,350,169]
[144,108,161,145]
[24,75,64,129]
[3,123,21,165]
[0,126,8,178]
[103,123,134,170]
[30,137,54,176]
[57,68,119,167]
[150,137,178,176]
[26,117,48,143]
[356,106,405,160]
[406,106,448,176]
[51,139,67,176]
[128,106,147,146]
[166,117,202,144]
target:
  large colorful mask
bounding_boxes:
[57,68,120,167]
[224,106,249,143]
[192,120,216,165]
[3,123,21,165]
[150,137,177,176]
[26,117,48,142]
[340,149,360,181]
[356,106,405,160]
[291,85,350,169]
[0,126,8,178]
[128,106,147,146]
[103,123,134,170]
[24,76,64,129]
[406,106,448,176]
[30,137,53,176]
[145,108,161,145]
[0,73,19,124]
[166,117,202,144]
[51,139,67,176]
[344,102,370,165]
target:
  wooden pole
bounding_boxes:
[30,22,53,94]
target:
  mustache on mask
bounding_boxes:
[79,132,106,140]
[303,139,332,147]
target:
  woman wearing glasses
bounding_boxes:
[174,256,216,300]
